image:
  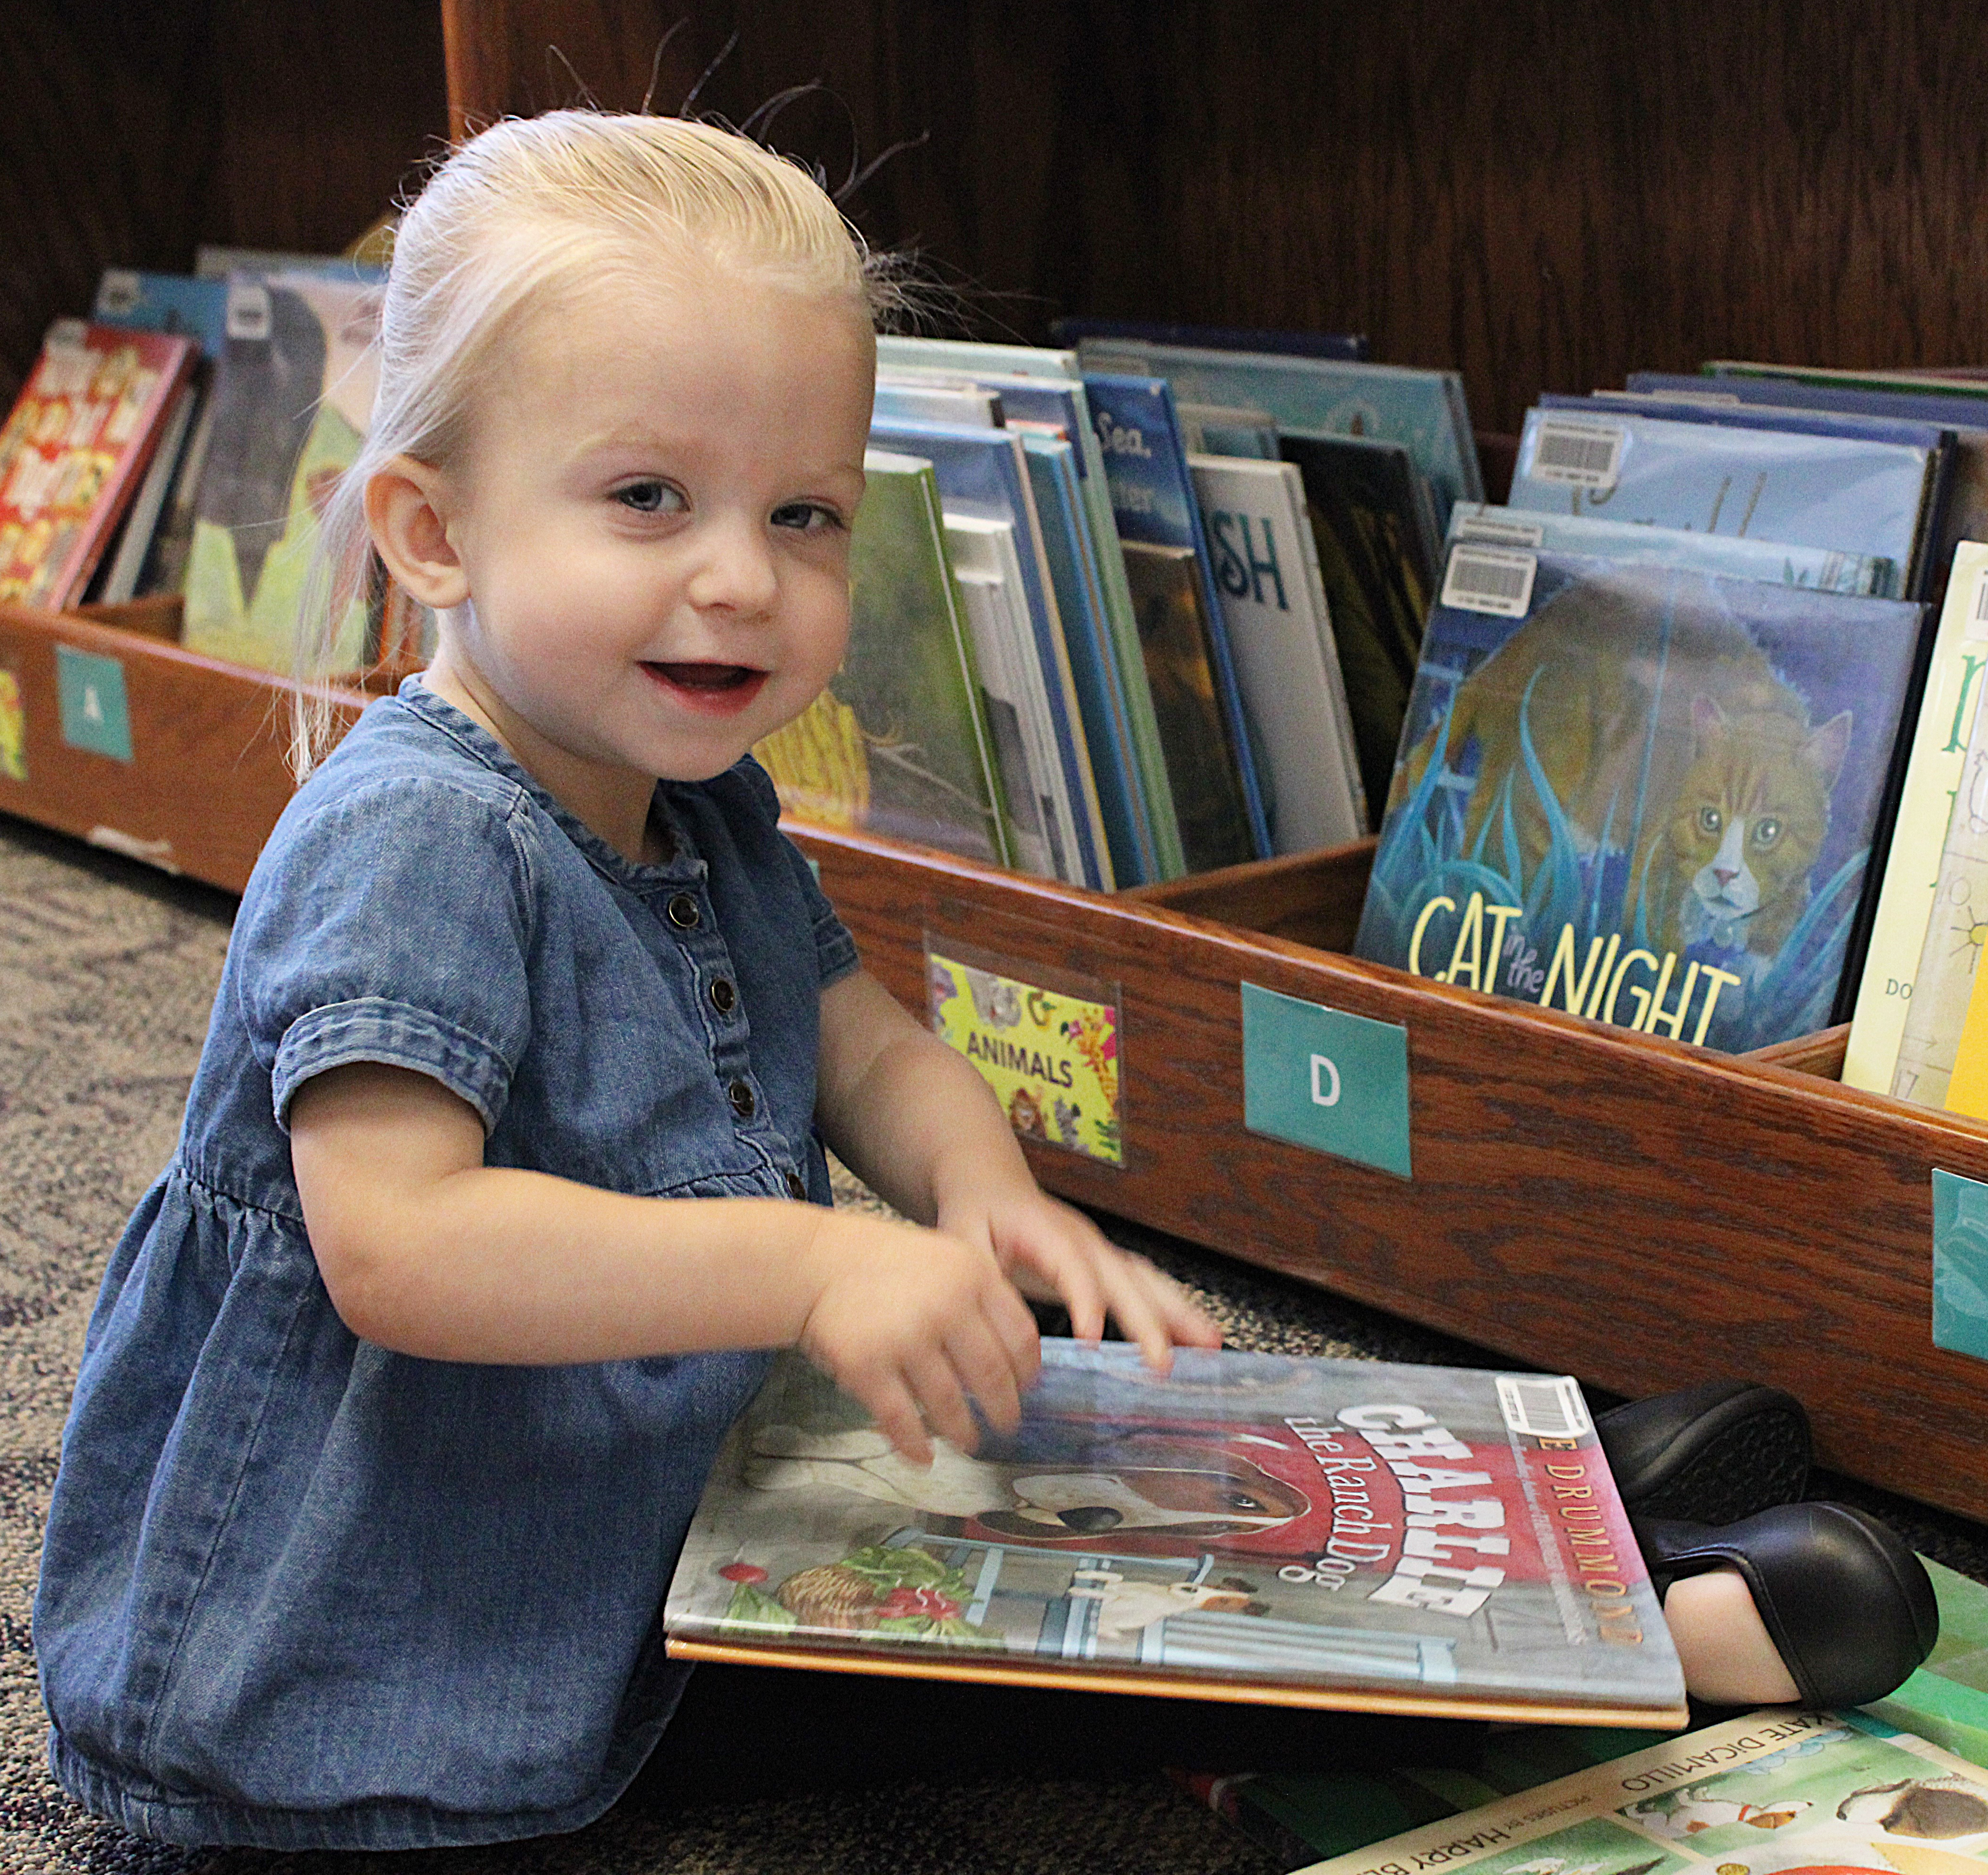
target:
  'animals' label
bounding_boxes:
[1968,566,1988,642]
[1441,543,1538,618]
[1529,417,1625,491]
[927,946,1122,1165]
[0,664,25,781]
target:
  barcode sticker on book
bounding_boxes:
[96,271,141,318]
[1969,567,1988,642]
[1496,1374,1592,1440]
[46,318,87,354]
[1441,543,1538,617]
[1529,417,1625,490]
[1454,515,1546,549]
[226,282,272,343]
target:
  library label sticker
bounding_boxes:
[1241,981,1411,1179]
[56,647,132,763]
[927,947,1121,1166]
[1932,1168,1988,1362]
[0,663,25,781]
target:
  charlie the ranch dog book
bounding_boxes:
[664,1342,1689,1726]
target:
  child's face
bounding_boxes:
[433,261,873,790]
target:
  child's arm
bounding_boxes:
[289,1061,1043,1456]
[812,969,1220,1367]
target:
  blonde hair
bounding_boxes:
[294,110,890,774]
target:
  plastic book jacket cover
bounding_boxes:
[756,450,1007,866]
[181,268,382,672]
[1354,553,1924,1053]
[0,320,194,610]
[665,1341,1688,1724]
[1287,1706,1988,1875]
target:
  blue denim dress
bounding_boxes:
[34,678,859,1850]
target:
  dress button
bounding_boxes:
[728,1080,756,1119]
[667,893,700,929]
[784,1169,807,1200]
[709,978,737,1015]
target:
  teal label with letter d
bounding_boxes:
[1240,981,1412,1178]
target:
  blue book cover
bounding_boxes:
[91,270,229,357]
[1049,316,1367,361]
[1016,432,1155,886]
[1083,372,1273,859]
[870,416,1109,889]
[1542,391,1951,599]
[1445,503,1900,596]
[1075,339,1482,534]
[1354,552,1925,1052]
[1509,405,1937,597]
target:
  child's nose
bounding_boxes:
[687,515,780,612]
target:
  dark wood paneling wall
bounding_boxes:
[443,0,1988,433]
[1,0,448,409]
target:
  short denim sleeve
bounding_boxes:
[233,776,537,1135]
[735,757,860,988]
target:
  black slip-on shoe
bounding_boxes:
[1634,1502,1938,1708]
[1596,1381,1810,1524]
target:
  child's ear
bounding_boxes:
[366,456,470,611]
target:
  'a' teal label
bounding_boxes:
[1933,1167,1988,1362]
[56,647,133,763]
[1241,981,1412,1178]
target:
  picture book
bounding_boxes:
[664,1339,1689,1726]
[1507,406,1938,597]
[1659,367,1988,614]
[1122,539,1260,872]
[1083,370,1273,860]
[1178,402,1282,460]
[1049,316,1368,361]
[0,320,194,611]
[946,511,1088,884]
[88,380,197,605]
[1540,393,1951,600]
[1191,1557,1988,1870]
[1843,543,1988,1093]
[1280,431,1436,825]
[1012,430,1149,887]
[873,341,1185,880]
[870,414,1111,889]
[755,449,1008,866]
[1287,1706,1988,1875]
[1447,504,1898,596]
[1073,337,1483,534]
[873,377,1004,428]
[180,269,383,671]
[1354,553,1926,1053]
[1190,452,1367,849]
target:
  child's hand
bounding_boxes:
[937,1178,1221,1374]
[795,1212,1043,1466]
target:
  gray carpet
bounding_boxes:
[1,809,1984,1875]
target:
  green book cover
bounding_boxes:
[755,449,1010,866]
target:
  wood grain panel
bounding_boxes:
[0,603,363,893]
[445,0,1988,432]
[792,822,1988,1524]
[0,0,447,409]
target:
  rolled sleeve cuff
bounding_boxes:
[814,913,860,988]
[271,998,515,1136]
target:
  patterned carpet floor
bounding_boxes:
[1,808,1983,1875]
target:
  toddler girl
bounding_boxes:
[32,111,1930,1851]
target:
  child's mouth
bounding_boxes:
[641,662,769,715]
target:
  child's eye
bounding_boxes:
[771,501,845,533]
[613,480,684,515]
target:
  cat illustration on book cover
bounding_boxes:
[1355,559,1921,1052]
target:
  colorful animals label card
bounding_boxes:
[926,944,1121,1165]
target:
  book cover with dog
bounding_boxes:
[1285,1705,1988,1875]
[664,1341,1689,1724]
[1352,552,1925,1053]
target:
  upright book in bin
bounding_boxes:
[664,1341,1689,1727]
[1354,549,1925,1053]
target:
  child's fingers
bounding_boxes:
[945,1314,1029,1436]
[862,1371,936,1467]
[902,1349,982,1454]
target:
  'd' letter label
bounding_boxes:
[1241,982,1411,1177]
